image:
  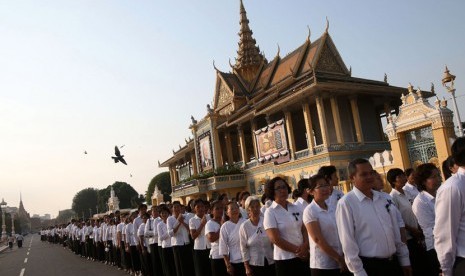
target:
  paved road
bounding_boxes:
[0,235,127,276]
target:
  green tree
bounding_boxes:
[97,182,143,212]
[146,171,171,203]
[71,188,99,218]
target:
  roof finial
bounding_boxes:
[213,60,218,71]
[325,16,330,33]
[349,66,352,76]
[306,25,311,42]
[276,43,280,57]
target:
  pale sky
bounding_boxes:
[1,0,464,217]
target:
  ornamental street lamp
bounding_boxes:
[442,66,464,137]
[10,212,15,236]
[1,199,7,241]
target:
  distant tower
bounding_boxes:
[107,187,120,213]
[17,192,31,234]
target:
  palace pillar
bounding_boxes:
[330,96,344,144]
[350,96,364,144]
[250,120,259,160]
[432,126,453,166]
[224,131,234,165]
[212,127,224,168]
[302,102,315,151]
[169,166,175,186]
[284,110,296,159]
[190,151,198,176]
[389,133,410,170]
[316,96,329,147]
[237,124,248,165]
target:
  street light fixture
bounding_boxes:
[1,199,7,241]
[442,66,464,137]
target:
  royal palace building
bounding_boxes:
[158,1,456,204]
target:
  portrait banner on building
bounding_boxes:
[197,131,214,172]
[254,119,290,164]
[178,165,191,181]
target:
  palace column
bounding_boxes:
[169,166,175,186]
[316,96,329,147]
[190,151,198,175]
[212,126,224,168]
[349,96,364,144]
[284,110,296,159]
[173,164,179,184]
[330,96,344,144]
[224,131,234,165]
[250,119,259,160]
[302,102,315,151]
[237,124,248,165]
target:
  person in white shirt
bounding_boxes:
[219,201,247,276]
[145,206,163,276]
[189,199,212,276]
[116,215,125,270]
[387,168,426,275]
[412,163,441,276]
[304,174,349,275]
[294,178,312,210]
[336,158,411,276]
[158,204,176,276]
[138,213,150,276]
[206,200,227,276]
[240,196,275,276]
[264,176,310,276]
[167,201,194,276]
[238,191,250,219]
[435,137,465,276]
[318,165,345,212]
[403,168,419,204]
[442,155,458,181]
[125,212,141,275]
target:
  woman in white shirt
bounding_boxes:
[239,196,275,276]
[206,200,226,276]
[412,163,441,276]
[190,199,212,276]
[220,201,246,276]
[125,213,141,275]
[264,176,309,276]
[303,174,349,276]
[157,204,176,276]
[318,166,344,212]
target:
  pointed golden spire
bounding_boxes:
[234,0,265,82]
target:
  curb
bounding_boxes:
[0,245,8,253]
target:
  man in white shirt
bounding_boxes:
[145,205,163,276]
[435,137,465,276]
[336,158,411,276]
[167,201,194,276]
[403,168,419,204]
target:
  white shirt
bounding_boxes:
[205,220,222,259]
[137,222,146,247]
[326,189,345,212]
[264,201,304,261]
[125,222,137,246]
[390,189,419,240]
[144,218,156,245]
[101,222,108,242]
[239,207,249,219]
[157,220,171,248]
[239,217,274,266]
[167,214,190,246]
[403,183,419,204]
[294,197,309,210]
[434,167,465,276]
[133,216,143,243]
[412,191,436,251]
[303,201,342,269]
[336,187,410,276]
[189,214,211,250]
[219,218,246,264]
[94,226,101,242]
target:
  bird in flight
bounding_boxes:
[112,146,127,165]
[130,174,133,177]
[84,150,87,154]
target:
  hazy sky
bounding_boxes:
[1,0,464,217]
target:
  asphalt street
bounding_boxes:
[0,235,127,276]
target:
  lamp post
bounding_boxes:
[10,212,15,236]
[442,66,464,137]
[1,199,7,241]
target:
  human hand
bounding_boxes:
[402,266,412,276]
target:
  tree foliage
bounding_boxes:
[146,171,171,203]
[72,188,99,218]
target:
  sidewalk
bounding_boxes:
[0,245,8,253]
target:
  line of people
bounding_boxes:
[41,137,465,276]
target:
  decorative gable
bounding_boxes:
[315,43,346,74]
[214,78,235,116]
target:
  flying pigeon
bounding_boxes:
[84,150,87,154]
[130,174,133,177]
[112,146,127,165]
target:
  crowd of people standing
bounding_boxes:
[41,137,465,276]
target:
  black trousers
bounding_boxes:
[231,262,246,276]
[249,259,276,276]
[130,245,141,272]
[161,247,176,276]
[17,240,23,248]
[193,249,212,276]
[454,257,465,276]
[360,255,402,276]
[407,238,428,276]
[150,243,163,276]
[210,258,227,276]
[425,249,441,276]
[139,247,152,276]
[173,244,195,276]
[275,257,309,276]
